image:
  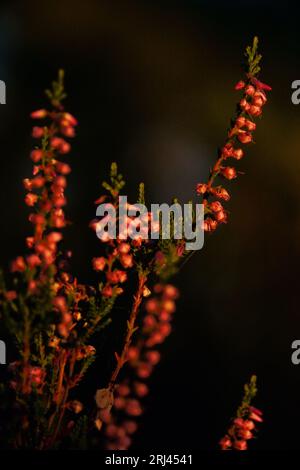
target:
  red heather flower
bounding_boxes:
[162,299,176,314]
[245,119,256,132]
[203,217,218,232]
[127,346,139,361]
[26,254,41,268]
[125,399,143,417]
[215,210,227,223]
[232,148,244,160]
[233,440,247,451]
[210,201,223,212]
[248,105,262,117]
[145,350,161,365]
[92,257,106,271]
[221,143,234,158]
[245,85,256,96]
[117,384,131,397]
[115,270,127,283]
[61,126,75,138]
[239,98,250,112]
[250,77,272,91]
[53,296,67,313]
[221,167,237,180]
[5,290,17,301]
[62,112,78,127]
[196,183,208,195]
[243,420,255,430]
[235,116,246,128]
[32,127,44,138]
[238,429,253,440]
[120,254,133,268]
[30,109,47,119]
[11,256,26,272]
[234,80,245,90]
[47,231,63,243]
[30,149,43,163]
[133,382,149,397]
[102,285,113,297]
[238,132,252,144]
[212,186,230,201]
[56,162,71,174]
[118,242,131,254]
[106,270,126,284]
[219,436,232,450]
[31,176,45,189]
[249,406,263,423]
[136,362,152,379]
[145,298,159,314]
[25,193,38,207]
[164,284,179,299]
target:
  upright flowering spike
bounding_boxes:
[220,376,263,451]
[196,36,270,234]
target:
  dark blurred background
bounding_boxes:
[0,0,300,450]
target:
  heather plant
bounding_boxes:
[0,37,269,450]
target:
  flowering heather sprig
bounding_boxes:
[219,375,263,451]
[8,70,78,397]
[196,37,271,233]
[100,283,179,450]
[0,38,270,451]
